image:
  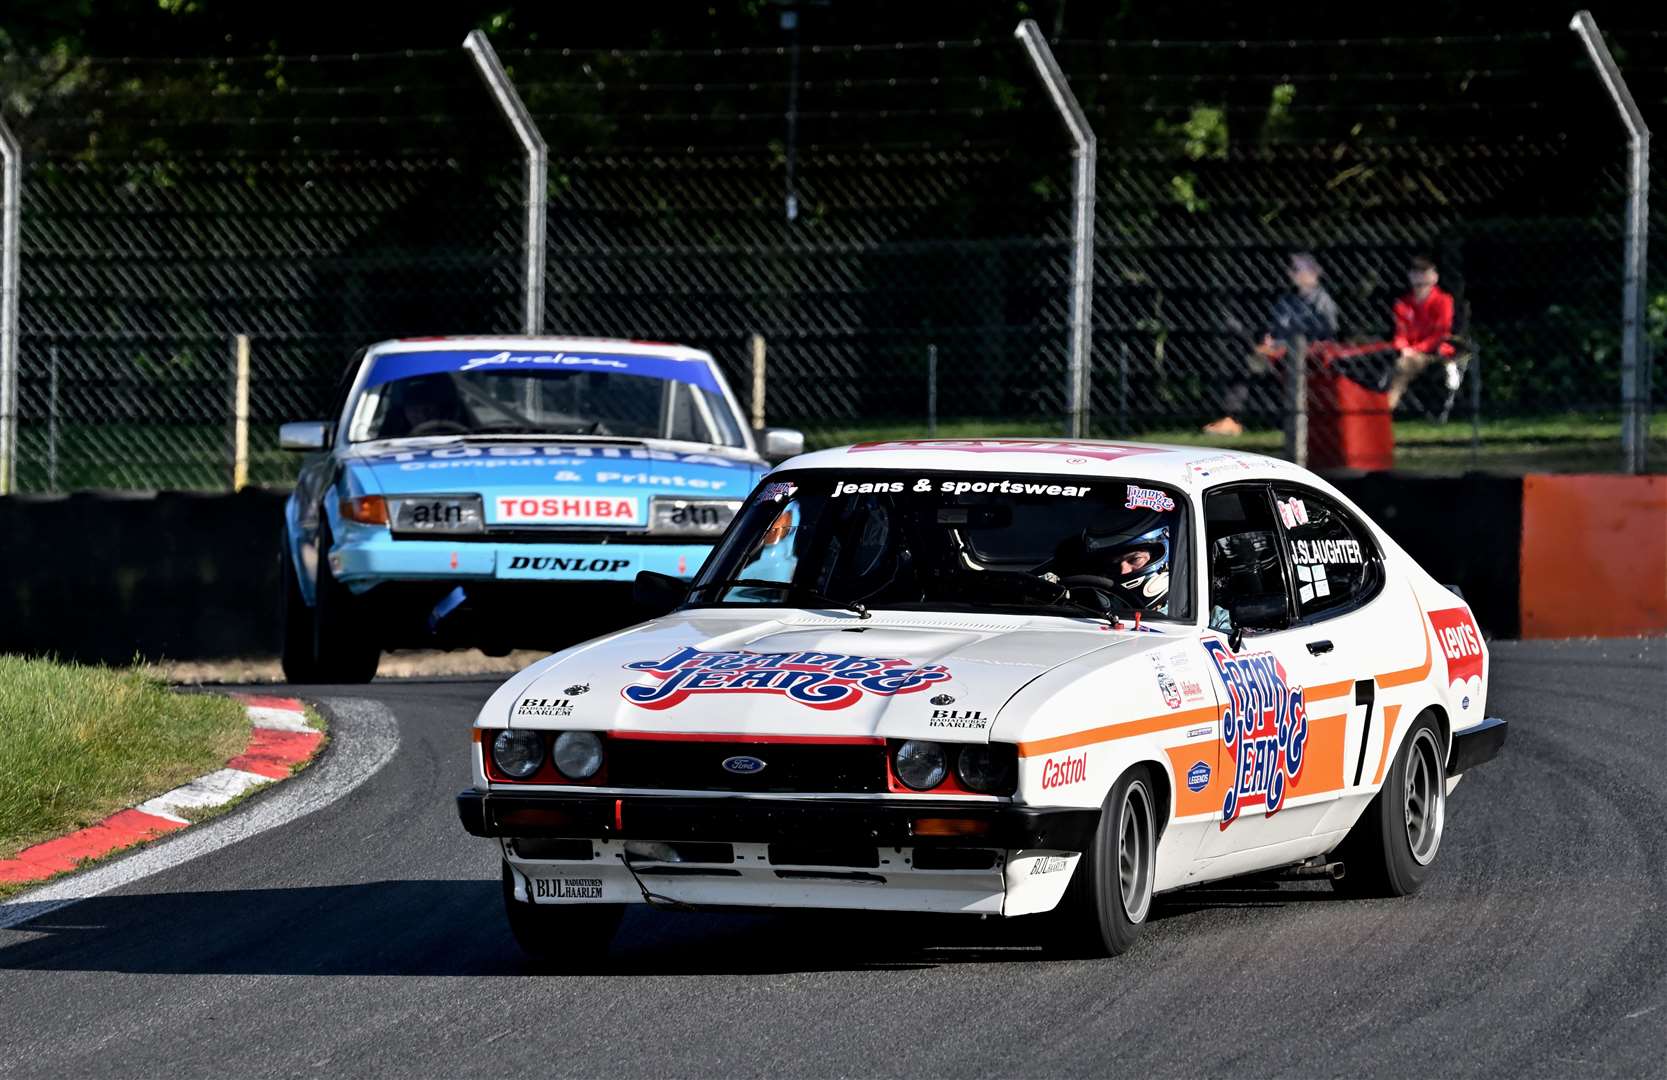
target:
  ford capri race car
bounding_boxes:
[278,336,802,683]
[456,439,1507,960]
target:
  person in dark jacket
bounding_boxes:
[1204,252,1340,436]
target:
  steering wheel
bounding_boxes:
[1059,574,1139,612]
[409,419,470,436]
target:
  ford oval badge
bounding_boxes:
[722,755,767,775]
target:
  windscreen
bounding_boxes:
[348,365,744,447]
[692,470,1193,621]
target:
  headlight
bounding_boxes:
[388,495,484,535]
[648,496,741,538]
[893,740,948,790]
[552,731,605,779]
[955,745,1017,794]
[491,730,545,779]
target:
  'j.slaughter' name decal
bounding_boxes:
[1203,639,1310,827]
[621,646,951,710]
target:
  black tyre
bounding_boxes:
[310,524,381,684]
[278,535,322,684]
[1047,766,1158,957]
[500,861,624,964]
[1332,711,1447,898]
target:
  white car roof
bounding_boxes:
[365,335,718,366]
[778,438,1295,488]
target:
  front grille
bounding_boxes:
[604,738,889,794]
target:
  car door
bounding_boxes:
[1192,481,1395,868]
[1269,482,1423,816]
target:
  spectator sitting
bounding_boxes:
[1203,251,1340,437]
[1385,255,1457,410]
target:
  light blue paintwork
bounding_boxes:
[283,342,770,612]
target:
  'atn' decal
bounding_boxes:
[1204,639,1309,827]
[1428,607,1484,685]
[621,646,950,711]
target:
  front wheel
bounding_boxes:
[310,524,381,684]
[278,535,321,684]
[1332,711,1447,897]
[1047,766,1158,957]
[501,861,624,965]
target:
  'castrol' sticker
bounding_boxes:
[493,495,643,526]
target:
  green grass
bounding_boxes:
[0,657,251,861]
[10,411,1666,491]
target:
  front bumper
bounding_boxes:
[331,534,712,587]
[457,790,1099,850]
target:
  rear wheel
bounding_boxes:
[309,524,381,684]
[1332,712,1447,897]
[500,861,624,965]
[1047,767,1158,957]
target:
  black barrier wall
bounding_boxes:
[1335,474,1523,639]
[0,490,286,664]
[0,475,1524,665]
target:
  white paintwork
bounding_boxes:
[475,439,1494,916]
[245,705,314,733]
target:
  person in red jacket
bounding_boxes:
[1386,256,1457,409]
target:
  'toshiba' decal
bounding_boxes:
[621,646,951,711]
[1204,639,1310,827]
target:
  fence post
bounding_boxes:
[0,115,21,495]
[464,30,548,336]
[750,333,767,430]
[927,343,938,436]
[232,334,251,492]
[1015,20,1097,440]
[47,345,58,493]
[1570,10,1652,475]
[1285,336,1308,468]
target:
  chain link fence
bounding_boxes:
[1,26,1663,492]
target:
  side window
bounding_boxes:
[1272,485,1381,620]
[1203,484,1290,633]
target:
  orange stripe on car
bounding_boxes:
[1019,705,1219,758]
[1371,704,1404,785]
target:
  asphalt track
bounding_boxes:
[1,639,1663,1079]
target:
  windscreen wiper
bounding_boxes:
[691,578,870,619]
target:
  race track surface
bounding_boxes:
[1,639,1663,1078]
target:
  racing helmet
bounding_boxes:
[1100,525,1171,611]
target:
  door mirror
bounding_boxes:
[1228,593,1289,630]
[633,570,689,616]
[280,421,332,452]
[759,427,805,461]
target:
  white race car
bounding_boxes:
[457,439,1506,959]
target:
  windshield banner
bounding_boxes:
[365,349,722,394]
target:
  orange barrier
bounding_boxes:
[1521,475,1667,638]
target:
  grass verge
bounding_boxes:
[0,657,250,862]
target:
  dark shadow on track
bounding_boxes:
[0,881,1088,977]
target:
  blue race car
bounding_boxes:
[277,336,801,682]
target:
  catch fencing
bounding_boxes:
[0,18,1662,492]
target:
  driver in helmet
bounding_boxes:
[386,375,466,438]
[1100,525,1171,613]
[1044,522,1172,615]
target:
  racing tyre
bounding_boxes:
[278,536,322,684]
[310,524,381,684]
[1047,766,1157,957]
[1332,712,1447,898]
[501,861,624,965]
